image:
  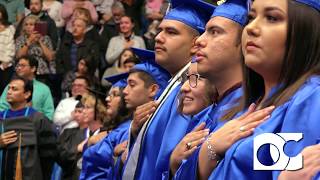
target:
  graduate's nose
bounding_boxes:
[181,81,191,93]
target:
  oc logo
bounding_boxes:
[253,133,303,170]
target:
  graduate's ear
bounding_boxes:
[148,84,159,99]
[190,35,199,55]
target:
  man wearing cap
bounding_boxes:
[79,48,170,180]
[122,1,214,180]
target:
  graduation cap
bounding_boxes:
[296,0,320,11]
[164,0,216,33]
[212,0,252,27]
[104,73,128,88]
[131,48,171,98]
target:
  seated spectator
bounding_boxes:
[15,15,55,75]
[0,56,54,120]
[42,0,65,28]
[101,48,139,86]
[105,15,146,66]
[56,17,100,75]
[0,76,57,180]
[61,56,96,97]
[0,0,25,25]
[15,0,58,49]
[0,4,15,93]
[61,0,98,32]
[54,76,90,134]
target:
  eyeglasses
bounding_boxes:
[15,64,30,69]
[186,73,201,88]
[107,92,121,99]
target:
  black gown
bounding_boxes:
[0,112,57,180]
[56,127,85,180]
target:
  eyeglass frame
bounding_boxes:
[107,91,121,99]
[15,64,31,69]
[186,73,201,88]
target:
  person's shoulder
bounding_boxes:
[15,34,25,41]
[4,25,16,35]
[291,75,320,104]
[0,110,5,118]
[34,79,51,90]
[53,1,62,6]
[29,107,39,115]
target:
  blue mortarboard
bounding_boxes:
[104,73,128,88]
[296,0,320,11]
[212,0,251,27]
[164,0,216,33]
[131,48,171,98]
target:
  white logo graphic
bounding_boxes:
[253,133,303,170]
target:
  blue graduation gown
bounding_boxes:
[172,87,242,180]
[130,84,192,180]
[79,119,131,180]
[208,76,320,180]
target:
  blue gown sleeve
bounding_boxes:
[80,121,131,180]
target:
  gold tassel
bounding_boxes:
[15,133,22,180]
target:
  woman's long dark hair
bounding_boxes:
[104,87,132,131]
[223,0,320,120]
[0,4,10,26]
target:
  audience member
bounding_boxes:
[99,1,125,56]
[61,0,98,31]
[42,0,65,28]
[56,17,99,75]
[15,0,58,49]
[54,76,90,133]
[120,0,144,34]
[0,0,25,24]
[102,48,138,86]
[0,4,15,93]
[61,56,95,97]
[106,15,145,66]
[16,15,55,75]
[91,0,114,22]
